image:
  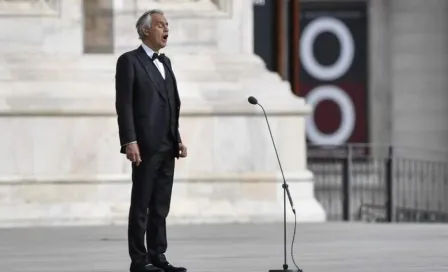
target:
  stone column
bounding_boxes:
[368,0,392,154]
[390,0,448,154]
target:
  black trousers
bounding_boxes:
[128,135,176,265]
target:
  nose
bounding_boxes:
[162,23,169,32]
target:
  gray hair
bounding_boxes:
[135,9,164,40]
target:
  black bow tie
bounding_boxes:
[152,53,165,61]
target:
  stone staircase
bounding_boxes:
[0,53,277,83]
[0,52,286,103]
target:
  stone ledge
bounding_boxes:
[0,52,268,66]
[0,88,311,116]
[0,70,280,82]
[0,53,276,82]
[0,170,326,227]
[0,103,311,116]
[0,210,323,229]
[0,171,313,185]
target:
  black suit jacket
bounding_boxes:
[115,46,182,157]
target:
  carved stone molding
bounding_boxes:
[115,0,232,18]
[0,0,60,16]
[211,0,232,13]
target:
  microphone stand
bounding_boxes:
[254,103,302,272]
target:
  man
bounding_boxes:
[115,9,188,272]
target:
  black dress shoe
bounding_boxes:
[130,263,164,272]
[154,262,187,272]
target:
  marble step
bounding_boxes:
[0,54,273,82]
[1,53,265,68]
[0,73,286,97]
[0,77,293,114]
[1,69,274,82]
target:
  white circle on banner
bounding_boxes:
[301,16,355,81]
[306,85,355,145]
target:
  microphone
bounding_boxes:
[248,96,258,105]
[247,96,295,214]
[247,96,302,272]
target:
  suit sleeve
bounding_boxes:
[115,54,137,147]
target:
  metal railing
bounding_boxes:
[308,144,448,223]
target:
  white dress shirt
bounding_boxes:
[141,43,165,79]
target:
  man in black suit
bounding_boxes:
[115,9,188,272]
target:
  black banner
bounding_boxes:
[298,1,368,146]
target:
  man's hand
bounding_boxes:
[178,143,188,158]
[126,143,142,166]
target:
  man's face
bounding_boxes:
[146,13,169,50]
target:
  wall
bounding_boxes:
[0,0,82,54]
[368,0,448,157]
[368,0,392,148]
[389,0,448,154]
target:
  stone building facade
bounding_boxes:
[0,0,325,227]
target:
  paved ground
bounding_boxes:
[0,222,447,272]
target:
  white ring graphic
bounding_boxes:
[301,17,355,81]
[306,85,355,145]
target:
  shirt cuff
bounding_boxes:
[122,141,137,147]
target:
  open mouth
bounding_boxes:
[162,34,168,42]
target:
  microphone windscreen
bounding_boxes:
[248,96,258,105]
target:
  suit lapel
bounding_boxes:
[136,46,167,101]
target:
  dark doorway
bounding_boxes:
[253,0,276,72]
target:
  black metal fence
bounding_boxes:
[308,144,448,223]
